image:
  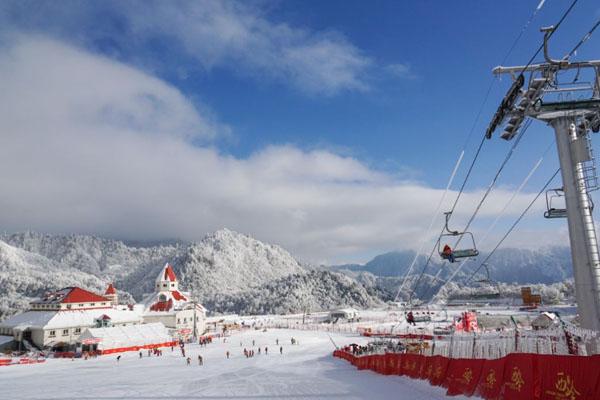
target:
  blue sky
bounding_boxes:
[0,0,599,263]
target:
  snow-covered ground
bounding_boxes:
[0,328,469,400]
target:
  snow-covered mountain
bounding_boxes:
[1,229,575,319]
[333,247,572,284]
[1,231,181,280]
[172,229,305,302]
[1,229,380,318]
[332,247,573,301]
[205,270,382,315]
[0,240,111,319]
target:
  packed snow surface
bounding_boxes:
[0,328,469,399]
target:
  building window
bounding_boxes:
[49,330,56,337]
[75,328,81,334]
[184,318,187,323]
[66,304,72,309]
[79,304,84,307]
[62,329,69,336]
[163,283,167,288]
[90,303,95,306]
[171,283,175,287]
[177,318,181,324]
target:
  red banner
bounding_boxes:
[501,353,537,400]
[537,354,600,400]
[445,358,483,396]
[475,358,506,400]
[428,355,450,387]
[332,349,600,399]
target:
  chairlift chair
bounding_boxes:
[544,188,567,219]
[473,263,501,298]
[437,212,480,262]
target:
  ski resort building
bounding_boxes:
[0,285,142,350]
[78,322,176,354]
[141,263,206,339]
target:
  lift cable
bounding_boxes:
[425,1,580,303]
[393,150,464,302]
[408,103,530,303]
[428,140,555,303]
[517,0,578,76]
[566,16,600,59]
[403,0,576,304]
[453,119,531,250]
[463,168,561,286]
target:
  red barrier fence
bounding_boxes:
[98,340,178,355]
[0,357,46,366]
[333,350,600,399]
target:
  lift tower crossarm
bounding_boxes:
[493,60,600,75]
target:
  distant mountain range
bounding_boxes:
[332,247,573,285]
[0,230,574,320]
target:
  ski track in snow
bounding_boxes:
[0,329,470,399]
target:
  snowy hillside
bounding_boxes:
[1,229,341,318]
[173,229,305,302]
[1,231,181,280]
[205,270,382,315]
[1,229,576,319]
[0,240,113,319]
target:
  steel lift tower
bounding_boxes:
[487,27,600,346]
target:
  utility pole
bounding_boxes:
[193,299,197,341]
[487,26,600,350]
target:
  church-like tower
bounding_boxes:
[104,283,118,306]
[155,263,178,292]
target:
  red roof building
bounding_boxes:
[30,287,112,311]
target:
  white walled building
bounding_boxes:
[142,263,206,339]
[0,285,142,349]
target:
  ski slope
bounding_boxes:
[0,328,470,399]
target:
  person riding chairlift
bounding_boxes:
[442,244,455,263]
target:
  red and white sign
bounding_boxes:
[81,338,102,344]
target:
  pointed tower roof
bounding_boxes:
[156,263,177,284]
[104,283,116,295]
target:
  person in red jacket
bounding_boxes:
[442,244,455,263]
[406,311,416,326]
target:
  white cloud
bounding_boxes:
[385,63,415,79]
[0,36,552,264]
[0,0,374,96]
[125,0,373,95]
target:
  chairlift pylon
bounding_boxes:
[437,212,480,262]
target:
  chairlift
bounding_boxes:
[544,188,567,219]
[474,263,501,298]
[437,212,480,262]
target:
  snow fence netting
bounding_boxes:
[332,350,600,399]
